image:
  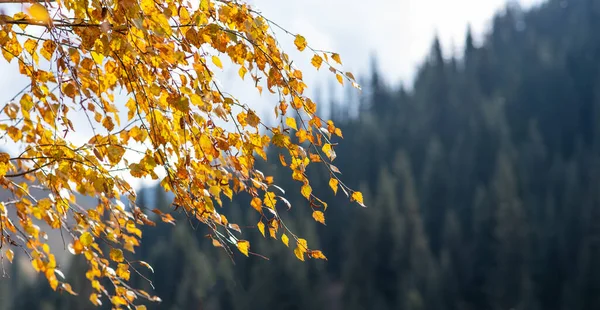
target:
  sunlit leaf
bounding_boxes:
[331,53,342,64]
[212,55,223,69]
[311,54,323,70]
[237,240,250,257]
[329,178,339,195]
[309,250,327,260]
[294,35,307,51]
[110,248,124,263]
[5,249,14,263]
[351,191,365,207]
[301,184,312,200]
[80,232,94,247]
[281,234,289,247]
[336,74,344,85]
[257,221,265,237]
[312,210,325,225]
[286,117,298,130]
[27,3,50,24]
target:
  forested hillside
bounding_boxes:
[4,0,600,309]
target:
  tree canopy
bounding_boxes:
[0,0,362,307]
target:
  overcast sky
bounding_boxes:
[0,0,544,188]
[249,0,543,86]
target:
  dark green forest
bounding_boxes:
[4,0,600,309]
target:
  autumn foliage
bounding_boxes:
[0,0,363,307]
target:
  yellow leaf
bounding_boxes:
[294,238,308,261]
[263,192,276,209]
[136,306,148,310]
[91,51,104,64]
[251,197,262,212]
[311,54,323,70]
[28,3,50,24]
[24,39,37,55]
[5,249,14,263]
[309,250,328,260]
[110,248,124,263]
[336,74,344,85]
[294,35,307,51]
[247,111,260,127]
[332,53,342,64]
[212,238,222,247]
[62,283,78,295]
[237,240,250,257]
[212,55,223,69]
[111,295,127,306]
[294,247,305,261]
[116,263,130,280]
[322,143,336,160]
[279,153,287,166]
[90,293,102,306]
[352,191,365,207]
[80,232,94,247]
[257,221,265,237]
[285,117,297,130]
[312,210,325,225]
[239,66,247,80]
[329,178,339,195]
[281,234,289,247]
[301,184,312,199]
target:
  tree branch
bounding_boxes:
[0,0,55,3]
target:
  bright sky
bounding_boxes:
[249,0,543,86]
[0,0,544,189]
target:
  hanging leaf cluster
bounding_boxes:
[0,0,363,307]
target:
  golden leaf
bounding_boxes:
[257,221,265,237]
[24,39,37,55]
[285,117,297,130]
[294,238,308,261]
[301,184,312,199]
[294,35,307,51]
[281,234,289,247]
[311,54,323,70]
[5,249,14,263]
[351,191,365,207]
[247,111,260,128]
[239,66,247,80]
[237,240,250,257]
[331,53,342,64]
[111,296,127,306]
[109,248,124,263]
[62,283,78,295]
[312,210,325,225]
[28,3,51,24]
[329,178,339,195]
[309,250,327,260]
[294,247,305,261]
[336,73,344,85]
[322,143,336,160]
[212,55,223,69]
[263,192,276,209]
[116,263,130,280]
[90,294,102,306]
[251,197,263,212]
[80,232,94,247]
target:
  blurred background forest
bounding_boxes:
[4,0,600,309]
